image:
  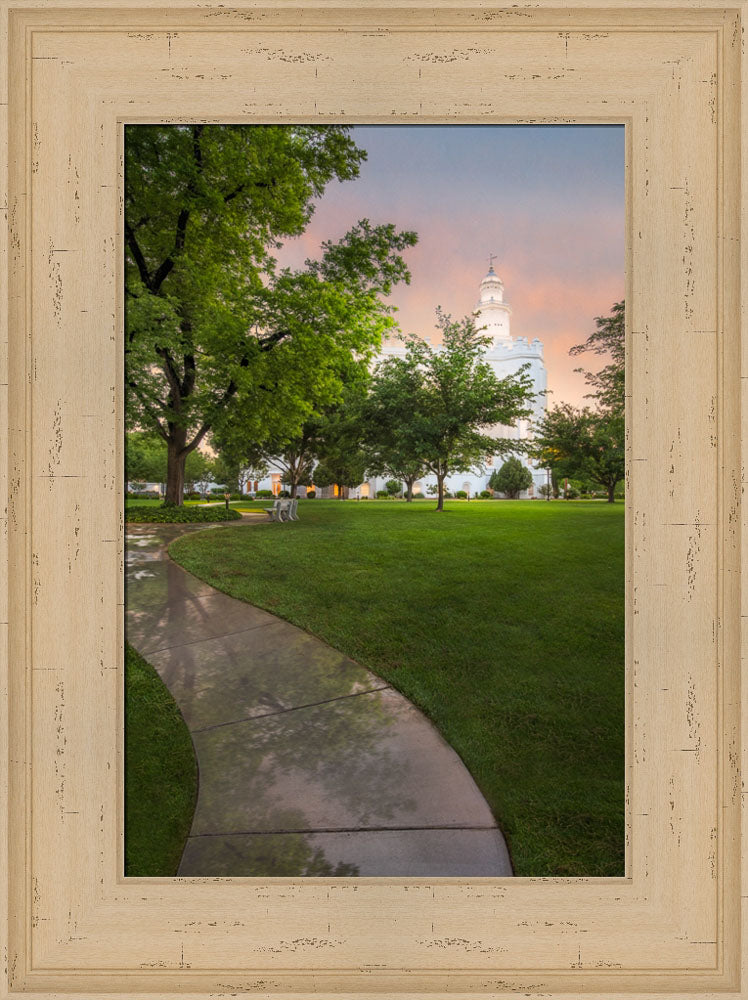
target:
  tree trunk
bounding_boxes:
[164,431,188,505]
[607,481,616,503]
[435,474,445,511]
[405,477,415,502]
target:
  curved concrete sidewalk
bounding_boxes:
[126,522,513,878]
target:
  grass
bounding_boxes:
[169,499,625,877]
[124,643,198,876]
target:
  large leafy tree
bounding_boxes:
[383,311,535,511]
[125,124,415,504]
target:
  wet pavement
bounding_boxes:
[126,523,514,877]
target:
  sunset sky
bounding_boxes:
[276,125,625,407]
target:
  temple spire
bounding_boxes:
[475,259,511,343]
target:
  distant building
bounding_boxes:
[256,263,548,499]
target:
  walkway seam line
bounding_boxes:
[139,619,279,656]
[191,685,393,733]
[188,824,500,837]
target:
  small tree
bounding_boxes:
[382,311,534,511]
[570,300,625,414]
[534,403,624,503]
[385,479,402,497]
[363,358,427,502]
[312,388,370,499]
[489,457,533,499]
[184,450,216,495]
[126,431,167,485]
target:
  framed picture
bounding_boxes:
[1,1,744,997]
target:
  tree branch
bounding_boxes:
[258,328,291,352]
[127,381,169,442]
[124,222,152,289]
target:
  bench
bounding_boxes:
[262,498,299,522]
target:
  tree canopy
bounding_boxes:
[125,124,416,504]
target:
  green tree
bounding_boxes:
[534,403,624,503]
[231,419,319,499]
[211,451,242,495]
[535,302,626,504]
[489,457,533,499]
[570,300,625,413]
[312,389,370,500]
[126,431,167,485]
[384,479,402,497]
[125,124,416,504]
[383,311,534,511]
[183,450,216,495]
[363,357,427,502]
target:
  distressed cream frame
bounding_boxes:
[0,1,745,997]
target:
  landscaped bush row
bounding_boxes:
[126,491,161,500]
[126,504,242,524]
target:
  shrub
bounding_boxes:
[255,489,273,498]
[454,490,468,499]
[376,490,389,498]
[538,483,553,499]
[359,496,369,500]
[229,493,242,501]
[129,491,160,500]
[278,490,291,498]
[306,491,316,499]
[479,490,492,499]
[444,491,454,499]
[385,479,402,497]
[126,504,242,524]
[489,457,533,499]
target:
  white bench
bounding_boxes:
[262,498,299,522]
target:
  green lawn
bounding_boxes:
[169,500,624,877]
[124,643,198,876]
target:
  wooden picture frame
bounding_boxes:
[0,1,744,996]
